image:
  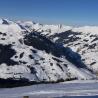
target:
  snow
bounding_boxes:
[0,24,24,33]
[0,80,98,98]
[73,26,98,34]
[0,18,97,86]
[0,18,95,81]
[0,18,98,98]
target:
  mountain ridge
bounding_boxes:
[0,18,97,87]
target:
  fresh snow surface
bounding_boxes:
[0,80,98,98]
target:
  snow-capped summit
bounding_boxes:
[0,18,13,25]
[0,19,25,34]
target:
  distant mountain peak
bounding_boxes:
[0,18,13,25]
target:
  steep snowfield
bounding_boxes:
[48,30,98,73]
[18,21,98,74]
[0,19,96,86]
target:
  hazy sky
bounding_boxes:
[0,0,98,25]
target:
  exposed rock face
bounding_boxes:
[0,44,18,65]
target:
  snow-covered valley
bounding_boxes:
[0,80,98,98]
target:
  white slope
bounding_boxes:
[18,21,98,73]
[0,18,95,82]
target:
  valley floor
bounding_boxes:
[0,80,98,98]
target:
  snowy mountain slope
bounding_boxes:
[18,21,98,74]
[0,19,96,86]
[48,30,98,73]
